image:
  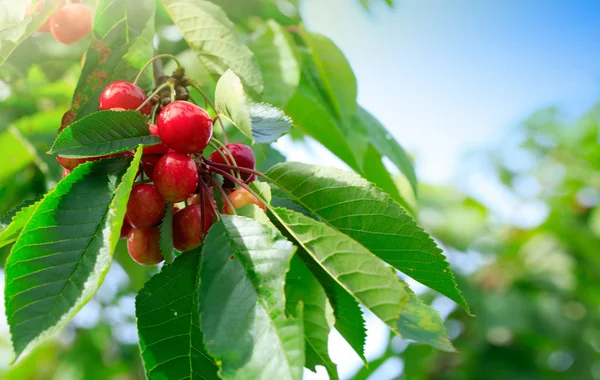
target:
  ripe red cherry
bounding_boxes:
[49,3,92,45]
[209,143,256,186]
[143,124,169,155]
[125,184,165,229]
[99,81,152,115]
[141,156,161,180]
[127,227,163,265]
[223,188,266,215]
[120,220,132,239]
[56,156,89,170]
[172,203,214,252]
[157,101,213,154]
[153,152,199,203]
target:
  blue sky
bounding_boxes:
[300,0,600,184]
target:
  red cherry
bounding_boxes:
[172,203,214,252]
[141,155,161,180]
[157,101,213,154]
[99,81,152,115]
[61,168,71,179]
[56,156,89,170]
[125,184,165,229]
[120,220,132,239]
[153,152,199,203]
[223,188,266,215]
[27,1,81,33]
[209,143,256,186]
[127,227,163,265]
[143,124,169,155]
[49,3,92,45]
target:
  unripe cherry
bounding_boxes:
[143,124,169,155]
[209,143,256,186]
[125,184,165,229]
[157,101,213,154]
[99,81,152,115]
[223,188,266,215]
[172,202,214,252]
[127,227,163,265]
[49,3,92,45]
[153,152,199,203]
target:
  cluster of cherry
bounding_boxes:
[27,0,92,45]
[56,80,265,265]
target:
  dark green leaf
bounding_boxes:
[72,0,156,119]
[50,110,159,157]
[4,149,142,358]
[286,255,338,379]
[251,103,293,143]
[266,162,469,312]
[159,203,175,263]
[136,249,219,380]
[199,215,304,380]
[161,0,263,95]
[250,20,300,108]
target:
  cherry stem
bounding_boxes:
[208,140,242,181]
[169,82,176,103]
[199,177,221,221]
[206,160,267,181]
[134,54,182,86]
[136,82,170,112]
[210,167,269,210]
[187,79,228,144]
[205,174,236,215]
[150,103,160,124]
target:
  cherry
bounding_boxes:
[223,188,266,215]
[49,3,92,45]
[125,184,165,229]
[61,168,71,179]
[99,81,152,115]
[27,1,81,33]
[120,220,132,239]
[141,156,161,180]
[143,124,169,155]
[209,143,256,186]
[127,227,163,265]
[56,156,89,170]
[153,152,199,203]
[157,101,213,154]
[172,203,214,252]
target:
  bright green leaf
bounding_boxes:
[136,249,219,380]
[72,0,156,119]
[0,201,40,249]
[250,20,300,108]
[251,103,293,143]
[266,162,469,312]
[161,0,263,95]
[50,110,159,158]
[199,215,304,380]
[4,149,142,359]
[215,70,252,140]
[0,127,37,183]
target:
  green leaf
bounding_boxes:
[251,103,293,143]
[72,0,156,119]
[215,70,252,140]
[159,203,175,263]
[0,2,62,70]
[199,215,304,380]
[250,20,300,108]
[0,127,37,183]
[266,162,469,312]
[4,149,142,358]
[136,249,219,380]
[0,202,40,249]
[286,255,338,379]
[50,110,160,158]
[161,0,263,95]
[274,208,409,337]
[397,288,455,352]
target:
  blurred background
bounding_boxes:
[1,0,600,379]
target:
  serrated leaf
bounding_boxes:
[266,162,469,312]
[159,203,175,263]
[4,149,142,359]
[250,20,300,108]
[72,0,156,120]
[215,70,252,140]
[136,249,219,380]
[0,2,62,70]
[50,110,160,158]
[285,255,338,379]
[251,103,293,143]
[397,287,455,352]
[161,0,263,95]
[0,202,40,249]
[274,208,409,337]
[199,215,303,380]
